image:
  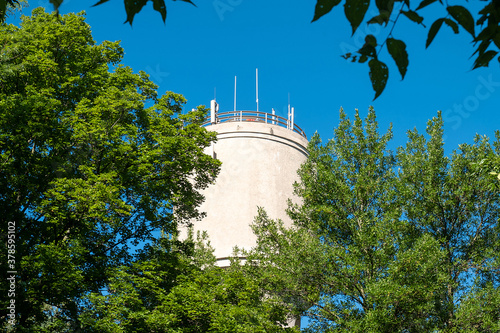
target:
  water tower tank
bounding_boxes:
[187,102,309,267]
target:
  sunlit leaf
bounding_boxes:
[447,5,475,37]
[387,38,408,79]
[312,0,342,22]
[368,59,388,100]
[426,18,444,48]
[344,0,370,35]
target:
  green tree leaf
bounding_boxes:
[386,37,408,79]
[152,0,167,22]
[357,34,378,59]
[401,10,425,26]
[250,109,500,332]
[443,18,459,34]
[473,49,498,69]
[49,0,63,10]
[344,0,370,35]
[92,0,111,7]
[367,12,390,25]
[0,1,7,22]
[447,5,475,37]
[368,59,388,100]
[0,9,220,330]
[416,0,438,11]
[124,0,148,25]
[312,0,342,22]
[426,18,444,48]
[372,0,394,25]
[80,234,297,332]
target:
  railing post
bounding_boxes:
[210,100,218,124]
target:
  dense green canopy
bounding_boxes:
[0,8,220,330]
[248,109,500,332]
[1,6,499,332]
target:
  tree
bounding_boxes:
[0,8,220,331]
[396,114,500,330]
[248,109,500,332]
[4,1,499,99]
[79,233,298,333]
[0,0,26,22]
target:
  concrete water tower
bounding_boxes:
[190,99,309,267]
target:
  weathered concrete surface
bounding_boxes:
[183,120,308,264]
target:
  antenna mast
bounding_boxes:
[234,76,237,112]
[287,93,291,129]
[256,68,259,112]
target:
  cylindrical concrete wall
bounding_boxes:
[188,120,308,266]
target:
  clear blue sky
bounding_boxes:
[7,2,499,329]
[10,0,499,153]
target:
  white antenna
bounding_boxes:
[291,107,295,130]
[287,93,291,129]
[234,76,237,112]
[256,68,259,112]
[272,108,275,125]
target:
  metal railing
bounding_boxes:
[203,110,307,139]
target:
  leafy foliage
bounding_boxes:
[1,0,195,25]
[0,0,27,22]
[3,1,499,98]
[78,0,194,25]
[0,9,220,331]
[249,109,500,332]
[80,233,297,333]
[312,0,500,99]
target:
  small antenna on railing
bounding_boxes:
[256,68,259,112]
[234,76,237,112]
[287,93,291,129]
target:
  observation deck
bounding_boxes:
[204,107,307,140]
